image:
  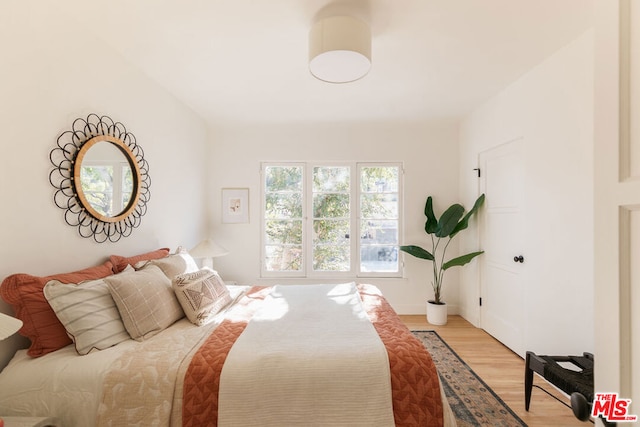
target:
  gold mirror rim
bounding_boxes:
[73,135,142,223]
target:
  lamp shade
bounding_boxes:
[309,16,371,83]
[0,312,22,341]
[189,239,229,259]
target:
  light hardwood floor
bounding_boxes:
[400,315,586,427]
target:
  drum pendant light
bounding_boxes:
[309,16,371,83]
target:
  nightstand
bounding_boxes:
[0,417,59,427]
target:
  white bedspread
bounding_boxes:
[0,286,248,427]
[0,338,137,426]
[217,283,395,427]
[0,284,456,426]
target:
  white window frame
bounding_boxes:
[356,162,403,279]
[261,162,403,279]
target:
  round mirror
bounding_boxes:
[74,135,141,222]
[49,114,151,242]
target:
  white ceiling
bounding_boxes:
[63,0,593,125]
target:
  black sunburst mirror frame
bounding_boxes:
[49,114,151,243]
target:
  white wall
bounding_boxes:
[458,30,594,355]
[206,120,460,314]
[0,2,209,367]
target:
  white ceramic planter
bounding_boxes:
[426,301,447,325]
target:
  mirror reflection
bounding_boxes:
[79,141,133,218]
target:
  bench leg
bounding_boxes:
[525,351,534,411]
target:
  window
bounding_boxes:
[262,162,402,277]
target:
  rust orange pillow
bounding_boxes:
[0,261,115,357]
[110,248,170,273]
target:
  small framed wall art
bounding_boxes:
[222,188,249,224]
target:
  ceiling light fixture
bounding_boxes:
[309,15,371,84]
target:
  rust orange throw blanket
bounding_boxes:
[359,284,444,426]
[182,284,443,427]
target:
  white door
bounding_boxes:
[478,139,525,357]
[594,0,640,422]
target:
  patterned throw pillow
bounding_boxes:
[105,265,184,341]
[173,269,232,326]
[43,267,133,355]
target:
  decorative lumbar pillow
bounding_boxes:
[43,266,133,355]
[173,269,232,326]
[109,247,170,274]
[105,264,184,341]
[0,260,115,357]
[135,249,199,281]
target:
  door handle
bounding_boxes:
[514,255,524,263]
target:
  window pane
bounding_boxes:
[265,193,303,219]
[265,245,303,272]
[360,245,398,272]
[312,166,350,272]
[361,219,398,271]
[265,220,302,244]
[313,166,349,192]
[265,166,303,191]
[361,220,398,244]
[361,194,398,219]
[264,165,304,272]
[359,165,400,274]
[360,166,398,193]
[313,194,350,218]
[313,219,350,244]
[313,245,350,271]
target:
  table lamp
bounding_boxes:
[0,312,23,427]
[189,238,229,270]
[0,312,22,341]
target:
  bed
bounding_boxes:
[0,248,455,427]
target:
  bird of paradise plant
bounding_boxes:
[400,194,485,305]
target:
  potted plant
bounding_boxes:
[400,194,485,325]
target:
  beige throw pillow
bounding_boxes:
[43,267,134,355]
[105,265,184,341]
[173,269,232,326]
[135,251,199,281]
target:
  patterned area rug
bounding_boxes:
[412,330,527,427]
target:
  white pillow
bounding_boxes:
[173,268,232,326]
[43,266,133,355]
[105,264,184,341]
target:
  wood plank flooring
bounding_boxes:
[400,315,586,427]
